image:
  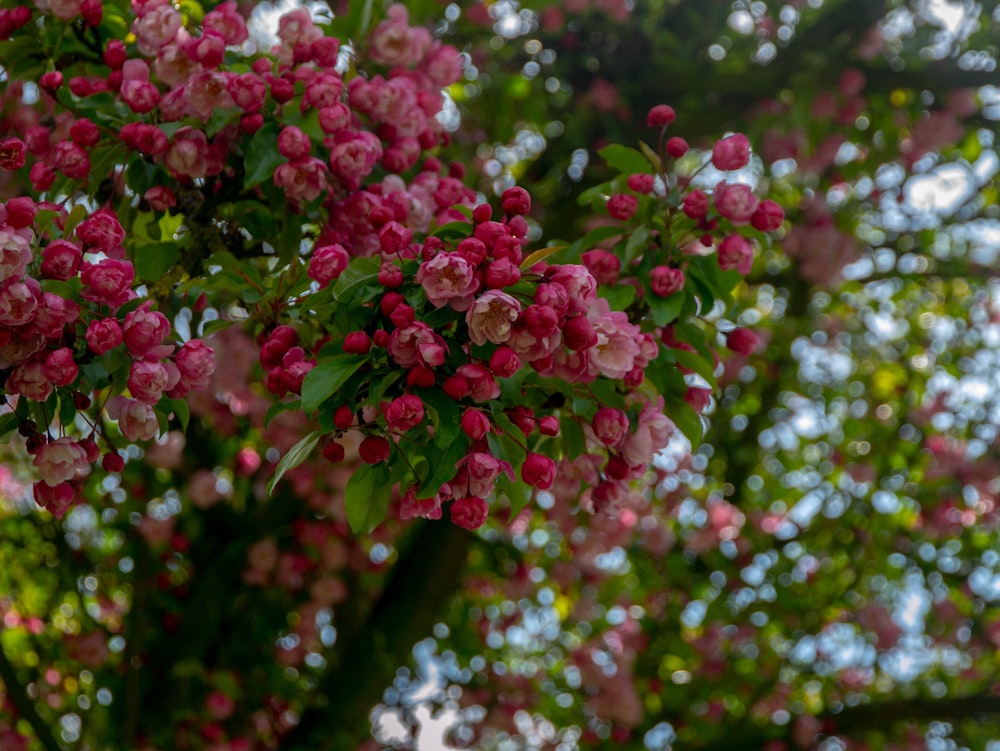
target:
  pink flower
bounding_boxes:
[457,452,507,498]
[86,318,123,355]
[592,407,629,447]
[388,322,448,368]
[717,235,754,275]
[417,253,479,310]
[43,348,78,387]
[384,394,425,432]
[450,495,489,530]
[273,157,329,203]
[0,227,33,283]
[0,137,27,171]
[454,363,500,402]
[185,72,234,120]
[80,259,134,308]
[107,396,160,442]
[587,300,642,380]
[303,72,344,110]
[34,437,90,487]
[8,357,52,401]
[76,210,125,255]
[144,186,177,212]
[203,1,248,45]
[328,131,382,191]
[175,340,215,391]
[33,481,75,518]
[714,182,759,226]
[399,485,443,520]
[369,5,428,66]
[547,265,597,314]
[711,133,751,171]
[581,249,620,286]
[120,79,161,113]
[228,73,267,112]
[0,279,39,326]
[164,127,211,179]
[278,126,311,161]
[308,244,349,288]
[52,141,90,180]
[621,399,675,465]
[466,290,521,346]
[132,2,181,55]
[650,266,684,296]
[123,301,172,359]
[40,240,82,280]
[128,359,175,403]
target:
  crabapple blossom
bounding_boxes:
[711,132,751,170]
[33,437,90,487]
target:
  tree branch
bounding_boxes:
[283,519,473,750]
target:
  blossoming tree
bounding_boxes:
[0,0,999,750]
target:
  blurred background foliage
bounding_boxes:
[3,1,1000,750]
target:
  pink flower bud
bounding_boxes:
[308,244,349,288]
[647,104,676,127]
[521,452,556,489]
[322,442,345,463]
[726,327,761,356]
[607,194,638,220]
[359,435,390,464]
[711,133,751,171]
[627,174,655,193]
[86,318,123,355]
[751,199,785,232]
[718,235,754,275]
[460,409,490,440]
[343,331,371,355]
[489,346,520,378]
[538,416,559,436]
[666,136,689,158]
[682,189,709,220]
[563,315,597,351]
[501,186,531,216]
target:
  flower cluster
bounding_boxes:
[262,98,783,531]
[0,199,214,516]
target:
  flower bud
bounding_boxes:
[359,435,390,464]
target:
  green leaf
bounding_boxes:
[64,204,89,235]
[0,413,20,442]
[170,398,190,432]
[598,144,649,175]
[345,462,393,533]
[625,225,651,260]
[498,472,533,518]
[329,256,382,303]
[664,394,704,446]
[648,292,685,326]
[300,355,366,413]
[134,242,181,282]
[243,122,283,190]
[421,388,461,449]
[417,436,466,499]
[267,430,321,495]
[638,140,663,173]
[673,348,718,388]
[264,399,300,427]
[600,284,636,311]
